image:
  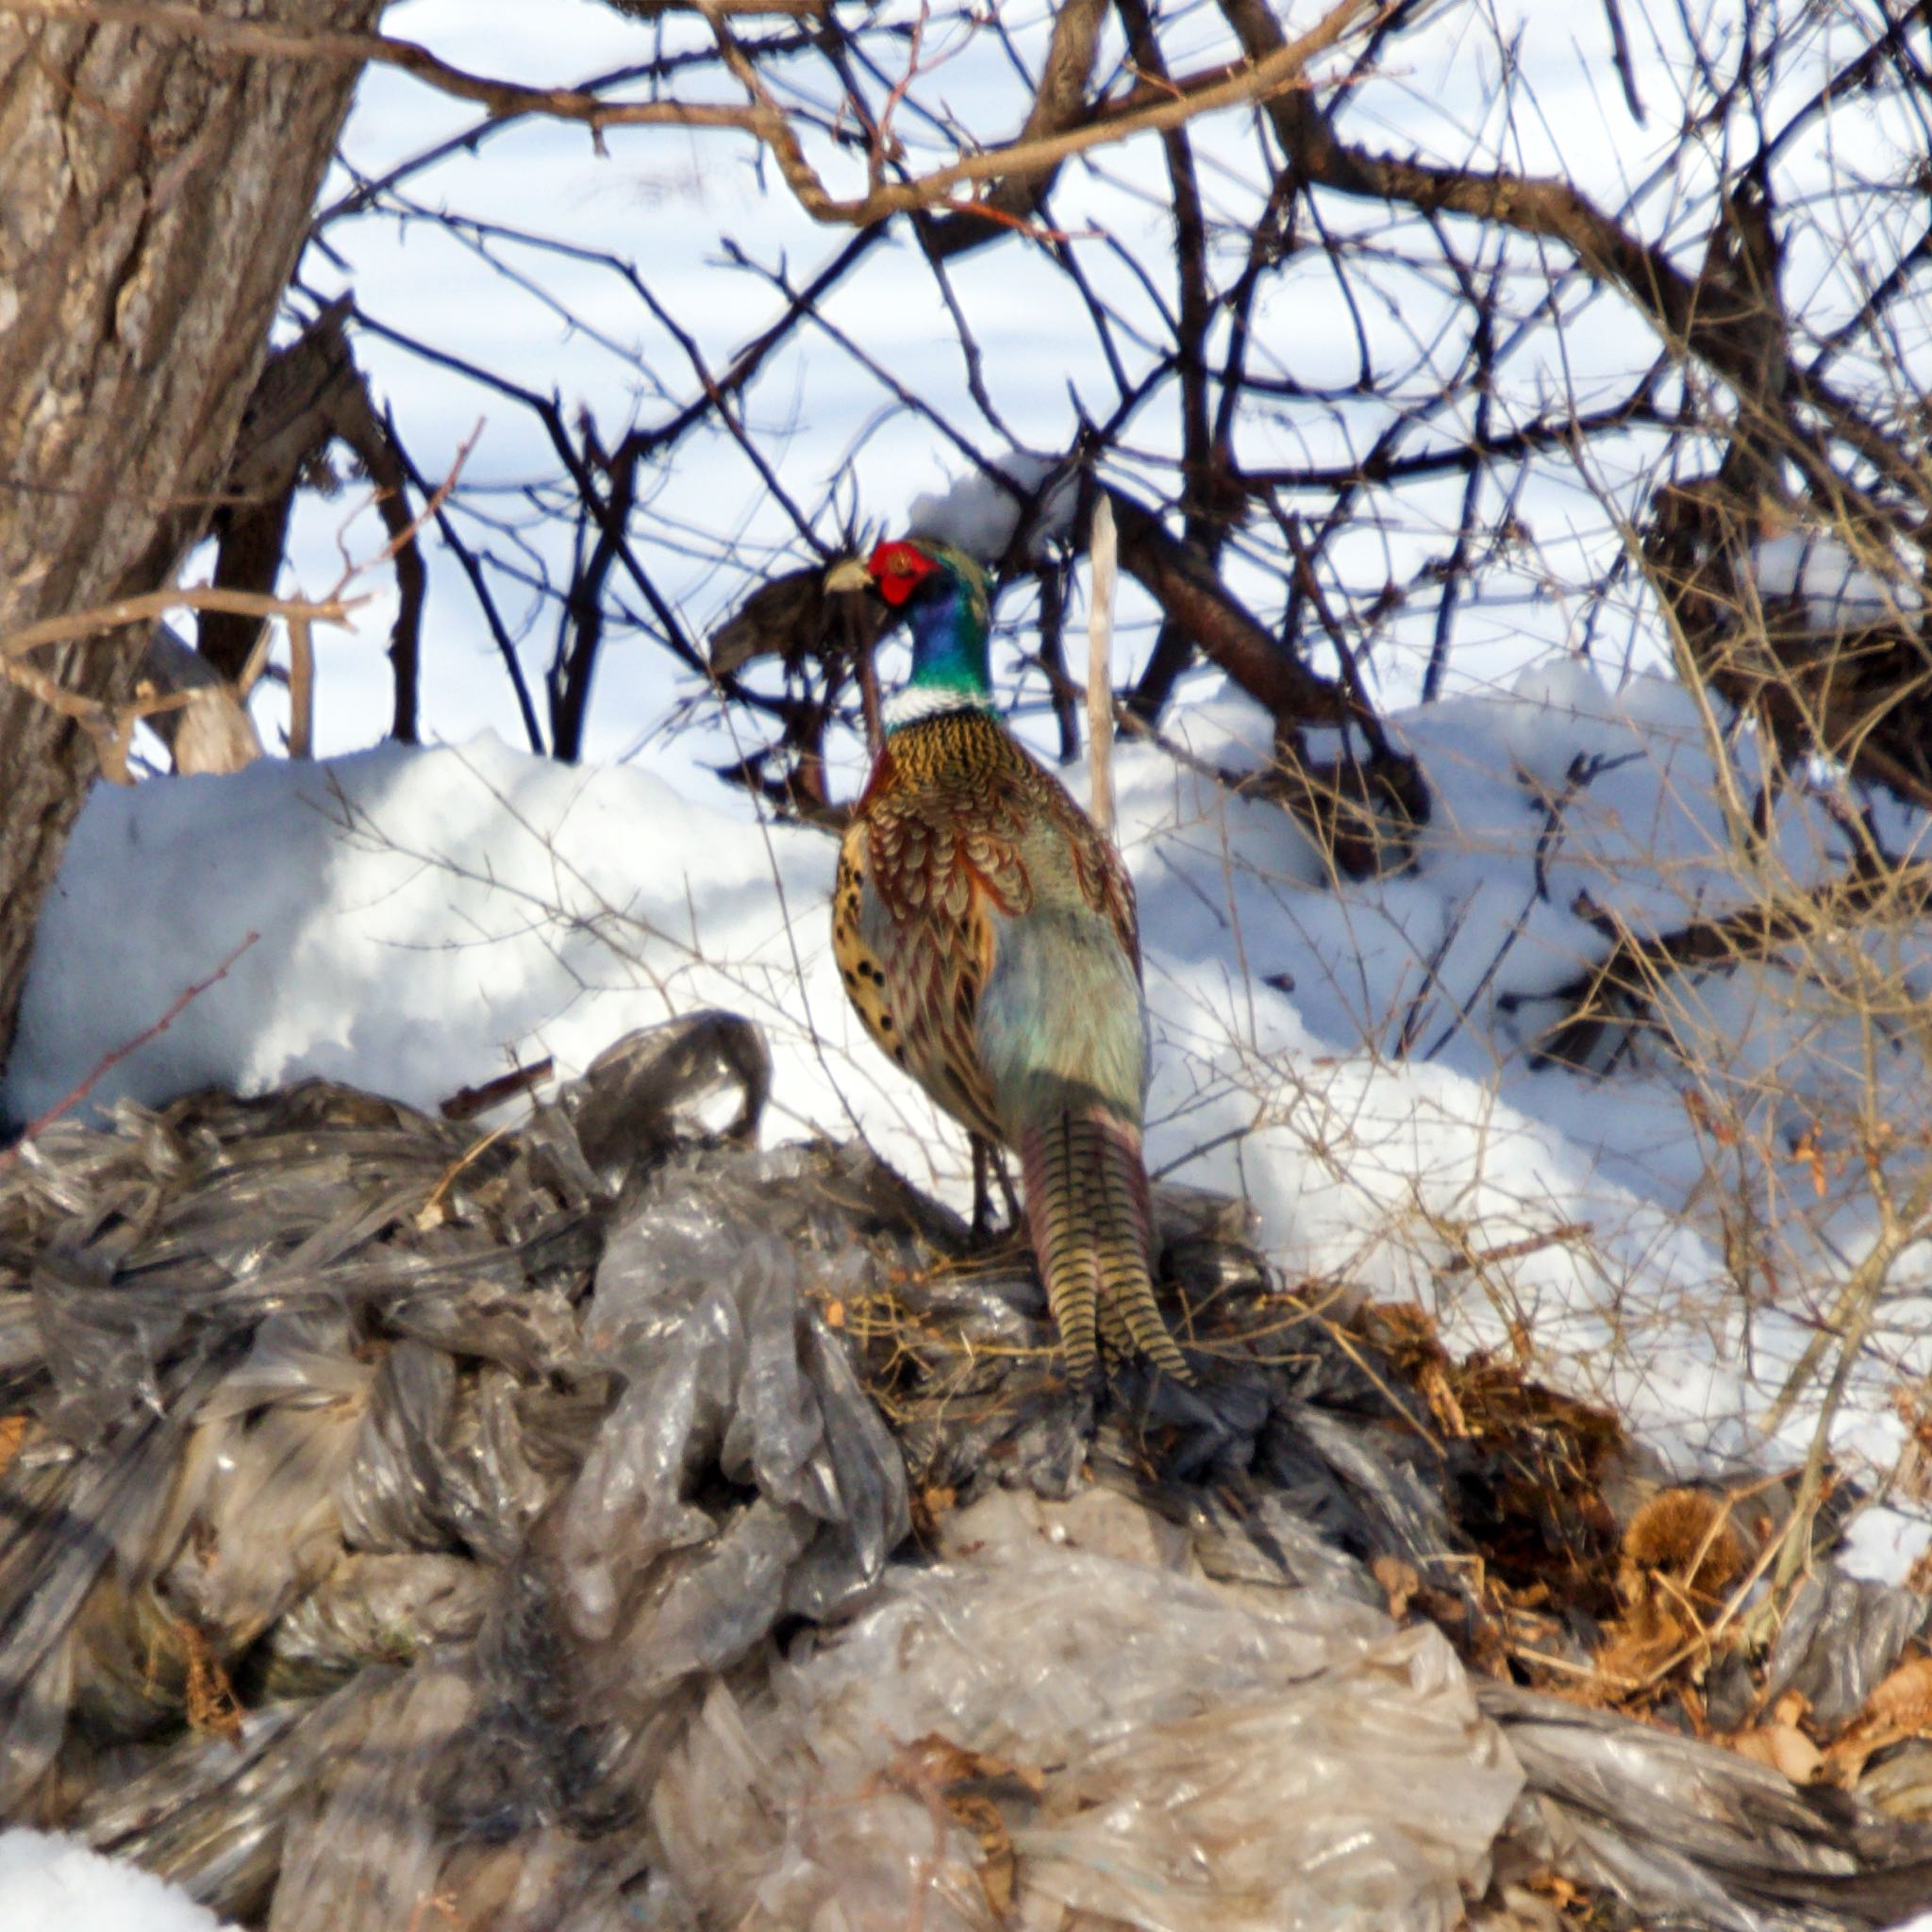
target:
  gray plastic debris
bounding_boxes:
[651,1487,1523,1932]
[0,1357,225,1806]
[1138,1472,1388,1607]
[260,1554,491,1698]
[4,1014,1932,1932]
[435,1158,912,1847]
[267,1657,475,1932]
[557,1010,771,1194]
[1859,1741,1932,1826]
[1485,1684,1932,1931]
[1759,1570,1932,1729]
[75,1674,394,1924]
[570,1186,907,1638]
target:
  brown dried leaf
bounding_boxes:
[1374,1553,1421,1620]
[179,1621,243,1744]
[1868,1655,1932,1732]
[889,1732,1044,1920]
[1824,1657,1932,1783]
[1731,1722,1824,1784]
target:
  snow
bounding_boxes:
[908,450,1080,559]
[1751,530,1924,634]
[0,1830,235,1932]
[1840,1507,1932,1588]
[9,658,1932,1589]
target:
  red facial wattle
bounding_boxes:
[868,540,937,608]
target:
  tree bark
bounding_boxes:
[0,1,381,1083]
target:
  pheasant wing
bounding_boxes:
[835,806,1006,1143]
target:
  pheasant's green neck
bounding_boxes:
[886,574,992,732]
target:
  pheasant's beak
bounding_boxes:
[823,558,874,593]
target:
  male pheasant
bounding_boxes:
[830,536,1191,1385]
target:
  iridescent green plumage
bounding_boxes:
[832,538,1191,1384]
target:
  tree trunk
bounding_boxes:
[0,2,382,1087]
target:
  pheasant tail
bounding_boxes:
[1017,1102,1192,1385]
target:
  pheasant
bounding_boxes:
[828,536,1192,1385]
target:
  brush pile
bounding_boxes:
[1,1013,1930,1930]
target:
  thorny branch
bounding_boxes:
[0,930,261,1169]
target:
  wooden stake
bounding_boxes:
[1088,493,1118,838]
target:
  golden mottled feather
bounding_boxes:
[835,705,1191,1382]
[834,710,1134,1146]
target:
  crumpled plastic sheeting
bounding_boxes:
[267,1656,476,1932]
[650,1488,1524,1932]
[1758,1571,1932,1729]
[260,1553,491,1700]
[568,1179,907,1637]
[0,1014,902,1852]
[7,1011,1932,1932]
[75,1673,395,1924]
[1861,1741,1932,1828]
[439,1160,910,1844]
[556,1013,772,1197]
[1485,1684,1932,1932]
[879,1191,1491,1594]
[0,1359,223,1799]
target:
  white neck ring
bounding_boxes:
[882,686,985,731]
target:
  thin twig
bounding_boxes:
[1,588,354,661]
[0,931,261,1168]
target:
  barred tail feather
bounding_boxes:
[1017,1105,1192,1384]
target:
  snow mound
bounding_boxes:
[0,1830,235,1932]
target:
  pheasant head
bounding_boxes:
[866,538,993,730]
